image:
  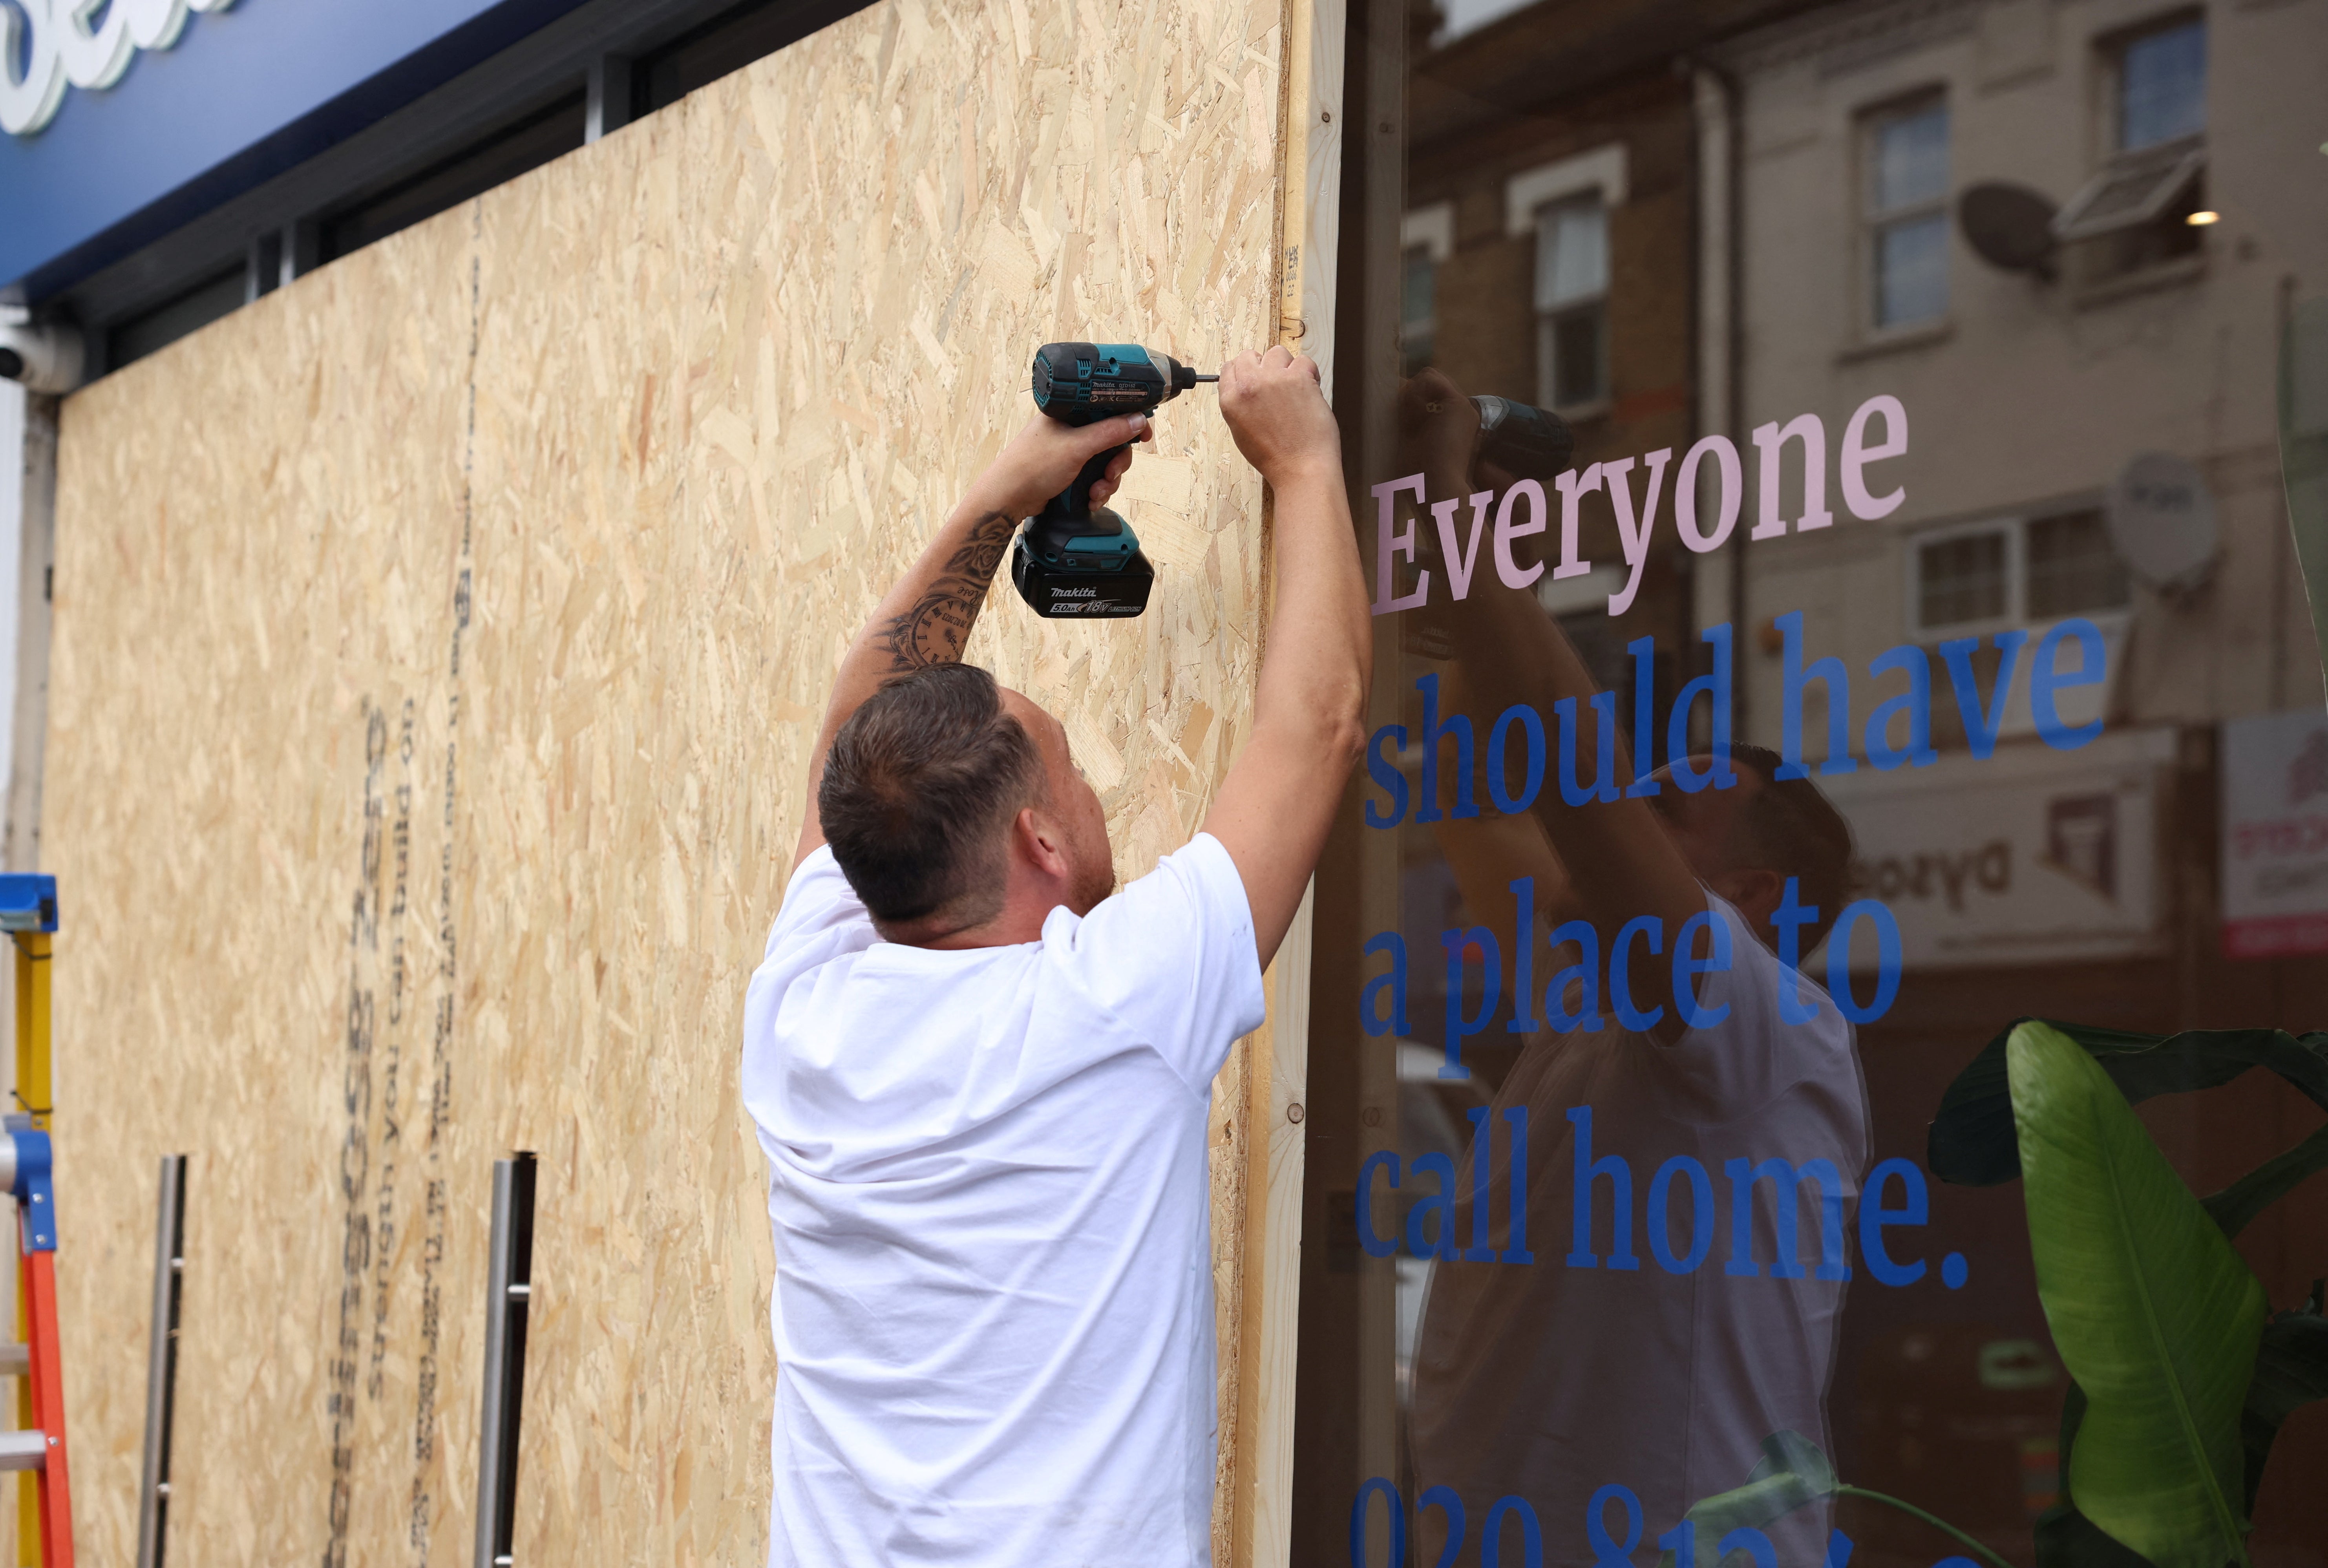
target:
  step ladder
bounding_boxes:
[0,876,69,1568]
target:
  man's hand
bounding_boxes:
[1398,367,1483,494]
[966,410,1154,521]
[789,408,1152,873]
[1220,347,1339,486]
[1202,344,1370,969]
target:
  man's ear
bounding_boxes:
[1710,866,1785,927]
[1011,804,1074,881]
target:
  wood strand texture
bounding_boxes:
[43,0,1288,1561]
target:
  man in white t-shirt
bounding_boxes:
[741,345,1370,1568]
[1407,747,1868,1565]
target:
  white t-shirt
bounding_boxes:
[740,833,1268,1568]
[1409,893,1870,1566]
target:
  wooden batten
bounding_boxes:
[1232,1,1344,1564]
[42,0,1309,1560]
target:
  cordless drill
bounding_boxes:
[1011,342,1215,619]
[1469,394,1574,481]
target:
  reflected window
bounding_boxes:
[2118,16,2206,152]
[2026,510,2132,618]
[2056,17,2206,277]
[1915,527,2009,631]
[1400,203,1452,376]
[1864,97,1950,330]
[1914,511,2131,633]
[1401,247,1437,373]
[1534,195,1608,411]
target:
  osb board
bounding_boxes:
[42,0,1296,1562]
[42,216,483,1566]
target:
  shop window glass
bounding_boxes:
[1866,99,1949,329]
[1535,195,1607,410]
[1295,1,2328,1562]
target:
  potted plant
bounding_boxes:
[1667,1020,2328,1568]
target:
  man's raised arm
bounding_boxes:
[1398,368,1710,1042]
[1202,347,1374,968]
[790,411,1149,872]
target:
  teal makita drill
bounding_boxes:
[1008,342,1577,618]
[1011,342,1215,619]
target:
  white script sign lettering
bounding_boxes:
[1,0,241,139]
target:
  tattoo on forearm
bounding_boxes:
[874,510,1017,671]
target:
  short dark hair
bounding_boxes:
[1723,743,1855,952]
[818,664,1043,927]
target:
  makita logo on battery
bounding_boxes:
[1051,587,1098,598]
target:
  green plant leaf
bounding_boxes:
[2035,1501,2158,1568]
[1692,1429,1837,1531]
[2203,1122,2328,1238]
[1932,1019,2328,1186]
[1657,1431,2016,1568]
[2008,1021,2267,1568]
[2242,1308,2328,1516]
[1654,1432,1837,1567]
[2038,1383,2157,1568]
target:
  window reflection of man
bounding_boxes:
[1394,370,1871,1565]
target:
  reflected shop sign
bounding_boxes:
[1820,728,2171,971]
[2221,708,2328,959]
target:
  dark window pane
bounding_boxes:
[1919,531,2008,626]
[322,95,586,263]
[635,0,871,116]
[1535,197,1607,310]
[1876,213,1949,327]
[1402,246,1437,372]
[1546,303,1605,408]
[2027,510,2131,617]
[108,266,246,370]
[2120,19,2206,151]
[1402,247,1437,334]
[1870,102,1949,213]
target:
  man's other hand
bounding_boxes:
[967,410,1154,521]
[1398,367,1484,492]
[1220,347,1339,486]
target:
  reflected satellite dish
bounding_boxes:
[1959,183,2060,277]
[2106,451,2220,594]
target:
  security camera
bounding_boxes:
[0,321,86,395]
